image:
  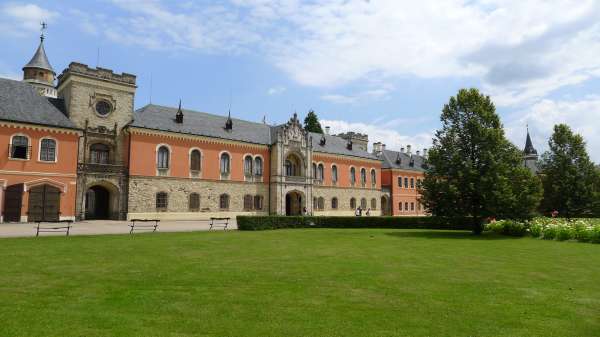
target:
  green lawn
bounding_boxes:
[1,229,599,337]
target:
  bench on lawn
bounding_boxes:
[129,219,160,234]
[209,217,230,230]
[35,220,73,237]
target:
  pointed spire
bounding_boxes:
[23,25,54,74]
[225,109,233,130]
[524,125,537,155]
[175,99,184,123]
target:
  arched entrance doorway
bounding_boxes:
[28,184,61,222]
[285,191,304,216]
[381,196,389,216]
[85,185,111,219]
[3,184,24,222]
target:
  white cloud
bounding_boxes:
[81,0,600,108]
[321,119,433,153]
[321,86,394,104]
[0,3,58,37]
[267,86,286,95]
[505,95,600,162]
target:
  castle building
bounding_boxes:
[0,35,536,222]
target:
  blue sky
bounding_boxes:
[2,0,600,162]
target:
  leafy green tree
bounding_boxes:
[539,124,600,217]
[419,88,542,234]
[303,110,324,133]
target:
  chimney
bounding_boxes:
[373,142,383,154]
[423,148,428,157]
[325,126,330,135]
[381,144,386,151]
[401,146,405,153]
[407,145,412,154]
[416,150,420,156]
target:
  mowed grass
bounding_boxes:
[1,229,599,337]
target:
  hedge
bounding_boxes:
[236,215,473,231]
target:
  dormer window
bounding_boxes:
[319,136,326,146]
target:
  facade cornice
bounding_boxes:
[0,170,77,178]
[127,126,270,150]
[0,120,82,135]
[312,151,382,165]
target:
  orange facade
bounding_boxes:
[128,130,270,183]
[382,169,425,216]
[312,153,381,189]
[0,123,79,221]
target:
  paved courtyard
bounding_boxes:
[0,219,237,238]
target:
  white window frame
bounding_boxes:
[38,136,58,163]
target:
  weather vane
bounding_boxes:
[40,22,47,42]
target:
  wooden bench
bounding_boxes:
[129,219,160,234]
[209,217,230,230]
[35,220,73,237]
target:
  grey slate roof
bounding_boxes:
[131,104,273,145]
[0,78,77,129]
[23,41,54,73]
[311,132,379,160]
[524,130,537,155]
[377,149,427,172]
[131,104,382,160]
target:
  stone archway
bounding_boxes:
[381,196,390,216]
[85,182,119,220]
[285,190,305,216]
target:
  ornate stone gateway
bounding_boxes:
[27,184,60,222]
[85,186,111,219]
[285,191,304,216]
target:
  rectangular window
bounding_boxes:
[254,195,263,210]
[411,202,415,211]
[404,177,409,188]
[405,202,409,211]
[410,178,415,189]
[398,177,402,187]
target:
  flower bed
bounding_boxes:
[485,218,600,243]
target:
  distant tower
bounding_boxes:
[22,22,57,98]
[523,127,539,173]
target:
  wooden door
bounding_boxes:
[3,184,23,222]
[28,185,60,222]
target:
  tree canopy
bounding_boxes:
[419,88,542,233]
[303,110,324,133]
[539,124,600,217]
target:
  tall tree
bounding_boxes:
[539,124,600,217]
[419,88,542,234]
[303,110,324,133]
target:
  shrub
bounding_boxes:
[236,216,473,231]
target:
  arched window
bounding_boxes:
[220,153,230,175]
[40,138,56,162]
[350,167,356,185]
[313,197,318,209]
[411,202,415,211]
[398,176,402,187]
[190,149,201,171]
[331,197,338,209]
[90,143,110,164]
[410,178,415,189]
[318,197,325,210]
[350,197,356,209]
[189,193,200,211]
[243,194,253,210]
[312,163,317,179]
[156,192,168,210]
[254,195,263,210]
[404,177,409,188]
[254,157,263,176]
[360,168,367,186]
[371,198,377,210]
[370,169,376,186]
[331,165,338,184]
[10,135,29,159]
[157,146,169,169]
[361,198,367,209]
[317,164,324,181]
[219,194,230,210]
[244,155,253,176]
[285,160,293,176]
[405,202,409,211]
